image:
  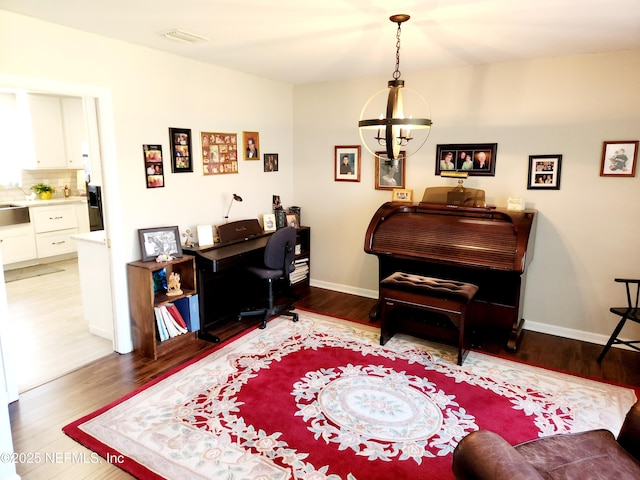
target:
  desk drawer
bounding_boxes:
[36,228,78,257]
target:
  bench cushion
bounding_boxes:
[381,272,478,302]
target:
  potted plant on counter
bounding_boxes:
[31,183,56,200]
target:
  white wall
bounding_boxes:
[0,10,295,353]
[1,9,638,349]
[293,50,640,343]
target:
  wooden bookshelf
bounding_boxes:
[127,255,197,359]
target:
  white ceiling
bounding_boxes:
[1,0,639,85]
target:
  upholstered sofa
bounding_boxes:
[452,400,640,479]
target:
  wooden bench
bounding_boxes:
[378,272,478,365]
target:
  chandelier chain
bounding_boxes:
[393,23,402,80]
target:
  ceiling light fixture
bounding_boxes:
[160,29,209,44]
[358,14,432,162]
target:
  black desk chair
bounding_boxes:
[238,226,299,329]
[598,278,640,362]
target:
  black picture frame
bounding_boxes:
[527,154,563,190]
[142,144,164,188]
[435,143,497,176]
[169,127,193,173]
[264,153,279,172]
[138,226,183,262]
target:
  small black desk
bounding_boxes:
[184,233,272,343]
[184,225,311,343]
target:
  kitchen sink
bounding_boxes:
[0,204,30,226]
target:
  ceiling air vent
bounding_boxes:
[160,29,209,44]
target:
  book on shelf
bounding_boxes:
[154,306,169,341]
[166,303,187,330]
[153,304,188,341]
[174,294,200,332]
[290,258,309,284]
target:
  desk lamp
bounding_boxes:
[224,194,243,222]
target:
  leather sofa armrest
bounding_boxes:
[452,430,544,480]
[617,401,640,461]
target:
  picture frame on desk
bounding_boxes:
[169,127,193,173]
[286,213,299,228]
[392,188,413,202]
[138,226,183,262]
[262,214,277,232]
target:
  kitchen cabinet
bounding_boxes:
[0,223,37,265]
[31,204,79,258]
[18,93,87,170]
[61,97,87,169]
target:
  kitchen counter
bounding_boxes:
[71,230,106,245]
[73,228,113,341]
[8,196,87,208]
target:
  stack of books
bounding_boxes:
[290,258,309,284]
[154,304,187,341]
[153,294,200,342]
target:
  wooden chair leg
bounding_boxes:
[598,315,629,362]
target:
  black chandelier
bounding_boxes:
[358,14,432,162]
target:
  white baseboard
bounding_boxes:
[309,279,377,300]
[309,278,626,349]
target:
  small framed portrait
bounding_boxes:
[435,143,497,176]
[262,213,277,232]
[243,131,260,160]
[142,144,164,188]
[138,226,183,262]
[169,128,193,173]
[375,151,406,190]
[392,188,413,203]
[600,140,638,177]
[334,145,361,182]
[285,213,299,228]
[527,154,563,190]
[264,153,279,172]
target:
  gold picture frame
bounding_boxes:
[201,132,238,175]
[243,131,260,160]
[392,188,413,203]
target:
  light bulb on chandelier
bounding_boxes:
[358,14,432,162]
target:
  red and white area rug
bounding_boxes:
[64,311,637,479]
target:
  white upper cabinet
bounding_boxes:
[61,96,87,169]
[17,93,87,170]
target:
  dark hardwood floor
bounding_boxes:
[9,287,639,479]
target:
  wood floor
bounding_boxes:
[5,258,114,393]
[8,287,640,479]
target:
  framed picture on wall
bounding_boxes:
[527,154,562,189]
[169,127,193,173]
[334,145,361,182]
[243,131,260,160]
[375,151,405,190]
[435,143,497,176]
[600,140,638,177]
[202,132,238,175]
[142,144,164,188]
[264,153,278,172]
